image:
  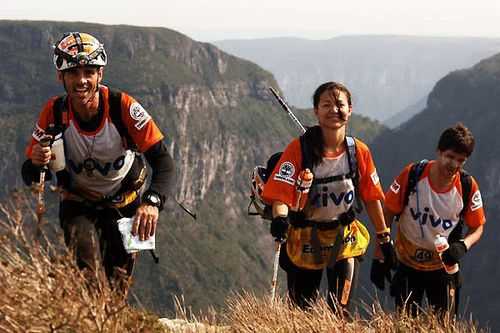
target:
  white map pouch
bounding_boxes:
[117,216,156,253]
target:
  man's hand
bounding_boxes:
[31,141,52,167]
[133,203,159,241]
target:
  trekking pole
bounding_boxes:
[174,198,197,220]
[36,136,52,241]
[270,241,282,302]
[268,87,307,302]
[269,87,306,134]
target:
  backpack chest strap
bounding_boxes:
[313,172,356,185]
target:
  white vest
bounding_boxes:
[305,152,355,221]
[64,117,135,197]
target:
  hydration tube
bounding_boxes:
[415,159,428,238]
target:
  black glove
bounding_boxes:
[380,241,398,270]
[441,240,467,266]
[270,216,290,242]
[370,259,392,291]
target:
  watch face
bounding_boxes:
[147,193,160,205]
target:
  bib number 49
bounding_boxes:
[414,249,433,262]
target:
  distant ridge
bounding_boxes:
[215,35,500,125]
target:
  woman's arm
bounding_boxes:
[365,200,392,260]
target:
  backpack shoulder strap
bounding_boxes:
[299,134,313,171]
[52,94,69,132]
[345,136,362,213]
[345,136,358,186]
[299,134,359,183]
[459,169,472,217]
[107,88,126,137]
[395,160,428,220]
[107,88,137,151]
[448,169,472,242]
[402,160,429,208]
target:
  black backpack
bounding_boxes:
[249,131,361,220]
[52,88,137,151]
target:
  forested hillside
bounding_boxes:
[0,20,385,314]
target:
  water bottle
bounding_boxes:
[297,168,314,192]
[434,234,459,274]
[48,132,66,172]
[293,168,314,211]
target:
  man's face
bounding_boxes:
[436,149,468,179]
[57,66,103,106]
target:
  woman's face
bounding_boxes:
[314,89,352,130]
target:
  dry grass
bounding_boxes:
[0,191,488,332]
[0,191,165,333]
[225,292,487,333]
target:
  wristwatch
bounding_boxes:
[142,191,162,210]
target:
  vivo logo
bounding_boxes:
[410,207,453,230]
[310,187,355,207]
[69,155,126,176]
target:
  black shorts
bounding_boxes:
[59,198,139,283]
[390,262,461,315]
[279,242,361,312]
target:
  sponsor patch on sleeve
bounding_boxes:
[129,103,151,130]
[273,162,296,185]
[470,190,483,211]
[32,124,45,141]
[390,180,401,194]
[370,170,380,186]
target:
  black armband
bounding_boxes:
[21,159,52,185]
[144,140,175,203]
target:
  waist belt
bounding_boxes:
[289,209,355,266]
[302,219,340,230]
[107,190,138,208]
[61,188,138,209]
[289,211,341,230]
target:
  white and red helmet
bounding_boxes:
[53,32,107,71]
[249,166,274,219]
[251,166,267,204]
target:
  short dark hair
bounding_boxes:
[437,122,475,157]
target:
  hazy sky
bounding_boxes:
[3,0,500,42]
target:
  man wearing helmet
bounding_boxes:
[22,32,175,296]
